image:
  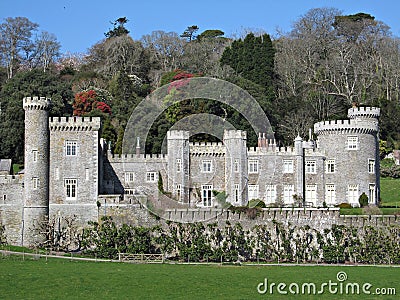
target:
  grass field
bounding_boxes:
[380,178,400,207]
[0,255,399,299]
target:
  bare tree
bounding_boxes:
[0,17,38,78]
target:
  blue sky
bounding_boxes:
[1,0,400,54]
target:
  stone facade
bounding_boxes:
[0,97,382,246]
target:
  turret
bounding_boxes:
[22,97,51,247]
[224,130,248,206]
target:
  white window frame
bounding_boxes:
[32,150,38,162]
[283,160,294,173]
[325,184,336,205]
[265,184,277,203]
[124,189,135,195]
[305,184,317,206]
[369,184,376,204]
[201,185,213,207]
[32,177,39,190]
[176,184,182,201]
[176,159,182,173]
[65,141,78,156]
[248,184,259,200]
[305,160,316,174]
[234,159,239,173]
[146,172,157,182]
[283,185,294,204]
[201,160,213,173]
[326,159,335,173]
[85,168,90,181]
[65,178,77,200]
[347,184,359,205]
[368,159,375,174]
[125,172,135,183]
[55,167,60,180]
[234,184,240,202]
[347,136,358,150]
[248,160,259,174]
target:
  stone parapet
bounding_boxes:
[314,119,378,135]
[348,107,380,119]
[23,97,51,111]
[49,116,101,131]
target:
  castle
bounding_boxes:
[0,96,380,246]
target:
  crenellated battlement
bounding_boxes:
[189,142,225,156]
[314,118,379,135]
[223,129,247,140]
[108,153,167,163]
[348,106,380,119]
[49,116,101,131]
[247,145,294,155]
[23,97,51,111]
[0,174,23,184]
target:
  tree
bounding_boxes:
[220,33,275,88]
[32,31,61,72]
[105,17,129,38]
[0,17,38,78]
[197,29,225,41]
[85,35,151,80]
[180,25,199,42]
[0,69,73,163]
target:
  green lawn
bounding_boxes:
[380,177,400,207]
[0,256,399,299]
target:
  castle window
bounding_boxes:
[125,172,135,183]
[326,159,335,173]
[65,178,77,200]
[234,159,239,173]
[248,184,259,200]
[305,184,317,206]
[283,185,294,204]
[85,168,90,181]
[248,160,259,174]
[265,185,277,203]
[283,160,293,173]
[65,141,77,156]
[347,136,358,150]
[305,160,316,174]
[3,194,7,203]
[368,159,375,174]
[124,189,135,195]
[201,185,213,207]
[234,184,239,202]
[176,184,182,201]
[369,184,376,204]
[325,184,336,205]
[146,172,157,182]
[176,159,182,172]
[32,150,38,162]
[55,167,59,180]
[32,177,39,189]
[347,184,359,204]
[202,160,212,173]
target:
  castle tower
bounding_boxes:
[167,131,190,203]
[224,130,248,206]
[22,97,51,246]
[314,107,380,206]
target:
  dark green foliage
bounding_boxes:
[221,33,275,88]
[0,222,6,245]
[79,216,400,264]
[358,192,369,207]
[0,69,73,163]
[197,29,224,41]
[105,17,129,38]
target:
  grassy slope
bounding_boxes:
[380,178,400,207]
[0,256,399,299]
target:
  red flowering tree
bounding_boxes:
[73,89,111,116]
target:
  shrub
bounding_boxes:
[362,206,382,215]
[359,192,369,207]
[337,203,352,209]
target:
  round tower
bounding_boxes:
[22,96,51,247]
[314,107,380,207]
